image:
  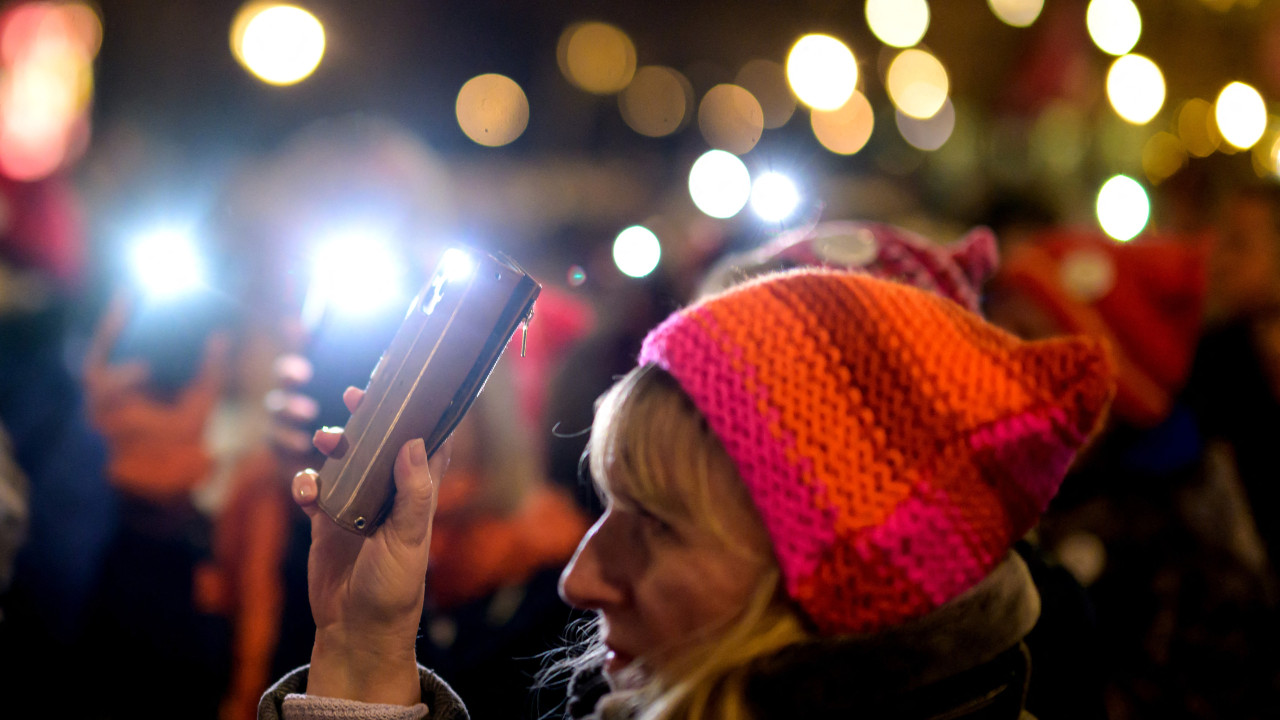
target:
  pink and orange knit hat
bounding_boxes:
[639,269,1115,636]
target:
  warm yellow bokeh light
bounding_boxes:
[810,91,875,155]
[232,4,325,86]
[1106,54,1164,125]
[619,66,692,138]
[557,22,636,95]
[688,149,751,219]
[886,48,949,119]
[455,74,529,147]
[1142,131,1188,183]
[987,0,1044,27]
[735,59,796,129]
[786,34,858,111]
[1096,174,1150,242]
[1215,81,1267,149]
[698,84,764,155]
[1087,0,1141,56]
[865,0,930,49]
[1177,99,1222,157]
[896,98,954,151]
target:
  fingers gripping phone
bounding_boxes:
[315,248,540,535]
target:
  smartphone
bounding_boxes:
[315,248,540,535]
[108,288,239,400]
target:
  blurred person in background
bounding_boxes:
[984,213,1280,718]
[196,115,594,720]
[0,173,121,704]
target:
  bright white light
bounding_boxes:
[688,149,752,219]
[1106,54,1164,125]
[1086,0,1141,56]
[612,225,661,278]
[1215,81,1267,149]
[312,230,405,318]
[236,4,326,86]
[438,248,473,282]
[786,34,858,111]
[750,172,801,222]
[988,0,1044,27]
[866,0,930,49]
[130,229,205,299]
[1096,175,1149,242]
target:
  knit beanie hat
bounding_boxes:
[699,221,998,313]
[638,269,1115,635]
[986,228,1205,427]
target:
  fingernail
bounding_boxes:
[409,438,428,466]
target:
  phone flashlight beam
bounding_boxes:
[129,229,205,299]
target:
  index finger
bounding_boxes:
[84,292,132,379]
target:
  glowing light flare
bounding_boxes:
[130,229,206,300]
[312,231,406,319]
[987,0,1044,27]
[810,90,875,155]
[1096,175,1150,242]
[0,2,101,64]
[1106,54,1164,125]
[1087,0,1141,56]
[438,248,474,282]
[612,225,661,278]
[786,34,858,111]
[557,22,636,95]
[688,150,751,219]
[866,0,930,48]
[232,4,325,86]
[1177,99,1222,157]
[735,59,796,129]
[1215,82,1267,149]
[896,98,955,150]
[750,172,801,223]
[456,74,529,147]
[886,48,949,119]
[698,84,764,155]
[619,66,693,138]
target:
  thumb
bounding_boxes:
[292,469,325,524]
[385,439,436,548]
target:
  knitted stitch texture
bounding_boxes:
[638,269,1115,635]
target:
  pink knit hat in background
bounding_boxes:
[699,221,999,312]
[640,269,1115,635]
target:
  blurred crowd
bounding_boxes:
[1,114,1279,720]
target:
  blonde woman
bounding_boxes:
[262,269,1114,720]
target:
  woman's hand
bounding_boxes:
[291,386,450,706]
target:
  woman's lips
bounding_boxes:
[604,646,636,674]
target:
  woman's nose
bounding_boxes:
[559,518,626,610]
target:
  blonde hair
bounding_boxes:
[567,364,817,720]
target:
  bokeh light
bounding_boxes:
[987,0,1044,27]
[1106,54,1164,124]
[231,3,325,86]
[567,265,587,287]
[698,84,765,155]
[619,66,693,137]
[886,48,949,119]
[557,21,636,95]
[612,225,661,278]
[130,229,205,299]
[1215,81,1267,149]
[896,98,955,150]
[786,34,858,111]
[735,59,796,129]
[1096,175,1150,242]
[455,74,529,147]
[810,90,875,155]
[1177,98,1222,157]
[0,1,100,180]
[866,0,930,48]
[750,172,801,222]
[1087,0,1141,56]
[1142,131,1188,183]
[688,149,751,219]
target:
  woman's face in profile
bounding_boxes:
[558,449,775,686]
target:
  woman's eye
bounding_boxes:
[636,507,674,537]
